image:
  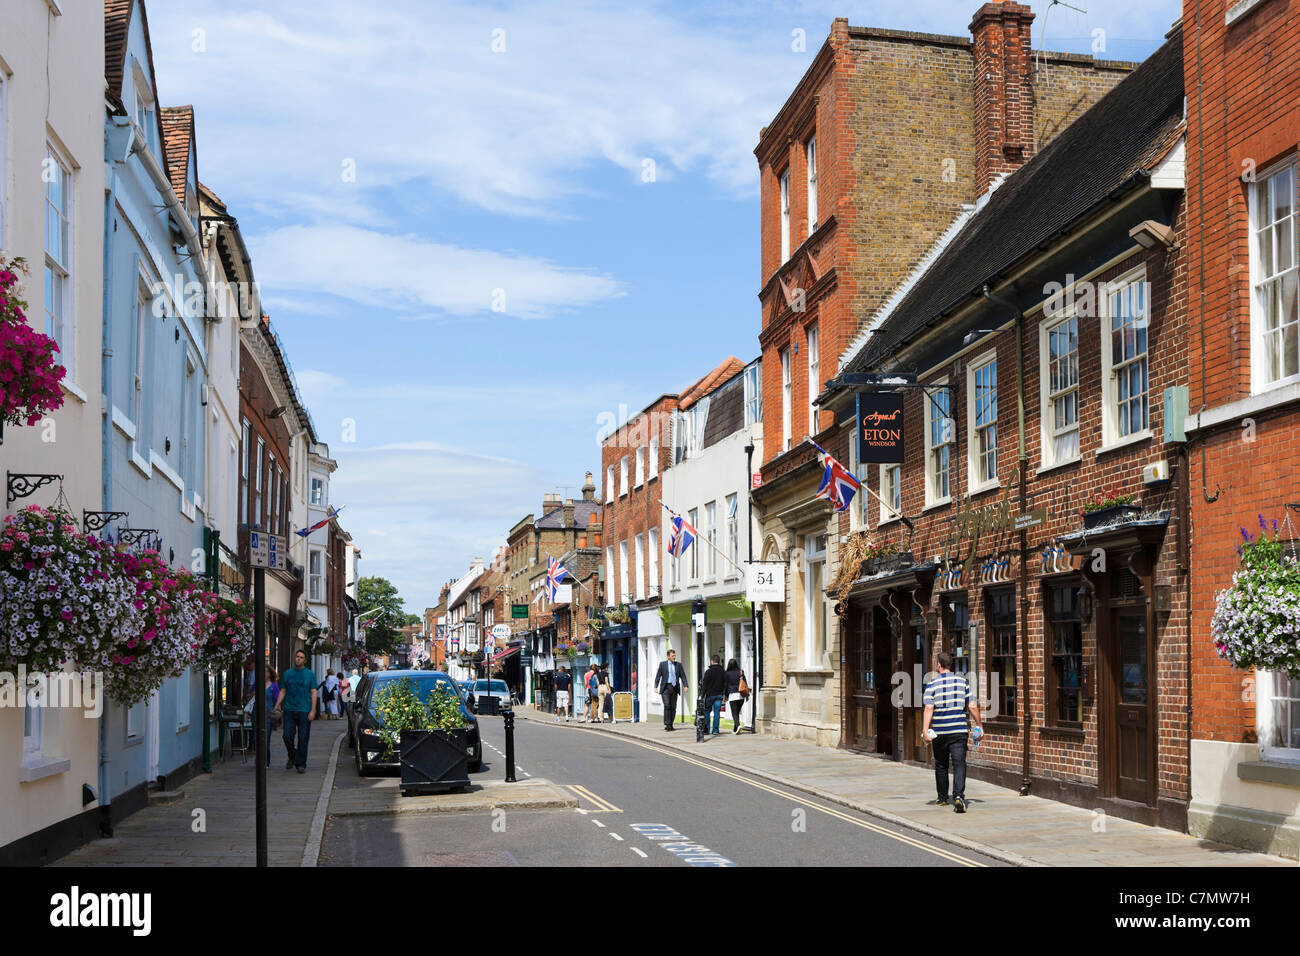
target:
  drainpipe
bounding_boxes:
[745,441,759,734]
[982,285,1033,796]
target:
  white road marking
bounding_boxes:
[591,818,606,828]
[610,832,624,841]
[631,848,648,858]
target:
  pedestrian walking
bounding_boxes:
[337,670,351,720]
[597,664,612,723]
[653,648,688,731]
[554,666,573,721]
[323,669,341,719]
[584,667,601,722]
[921,651,984,813]
[701,654,726,736]
[601,664,614,721]
[724,658,748,733]
[273,649,317,773]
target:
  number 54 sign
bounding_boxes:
[746,562,785,603]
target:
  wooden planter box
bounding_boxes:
[1082,504,1142,530]
[399,728,470,795]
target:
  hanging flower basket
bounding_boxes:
[197,594,253,670]
[0,256,65,431]
[1211,516,1300,678]
[0,507,141,672]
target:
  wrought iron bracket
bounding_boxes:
[83,510,130,534]
[118,527,160,547]
[7,472,63,507]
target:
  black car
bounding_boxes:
[347,670,482,775]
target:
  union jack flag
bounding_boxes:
[546,556,570,601]
[812,440,860,512]
[666,512,697,558]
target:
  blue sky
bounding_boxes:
[145,0,1181,613]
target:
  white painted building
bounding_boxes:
[640,359,763,726]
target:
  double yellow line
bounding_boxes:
[567,784,622,813]
[569,727,984,867]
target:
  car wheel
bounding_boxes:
[356,747,371,777]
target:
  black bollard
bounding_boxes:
[503,707,517,782]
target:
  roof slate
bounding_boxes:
[159,106,194,206]
[846,31,1185,371]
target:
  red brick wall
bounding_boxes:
[1184,0,1300,743]
[601,397,676,603]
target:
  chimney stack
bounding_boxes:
[969,1,1036,195]
[582,471,596,501]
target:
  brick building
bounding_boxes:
[601,359,743,720]
[751,3,1136,746]
[1182,0,1300,858]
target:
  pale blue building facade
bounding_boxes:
[98,0,212,822]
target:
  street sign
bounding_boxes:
[1013,507,1048,532]
[752,473,763,489]
[492,624,511,641]
[746,562,785,603]
[856,391,905,464]
[248,532,286,570]
[511,604,530,619]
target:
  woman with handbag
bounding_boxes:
[725,658,749,734]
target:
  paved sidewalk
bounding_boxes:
[518,707,1291,867]
[54,719,349,867]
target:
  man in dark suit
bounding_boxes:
[654,648,688,731]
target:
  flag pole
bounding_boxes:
[659,500,748,578]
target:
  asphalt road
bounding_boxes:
[321,716,1004,867]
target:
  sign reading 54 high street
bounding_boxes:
[746,562,785,603]
[856,392,904,463]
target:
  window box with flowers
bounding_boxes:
[1212,516,1300,679]
[1081,488,1141,529]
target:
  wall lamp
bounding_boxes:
[1129,219,1177,249]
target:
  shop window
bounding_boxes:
[987,587,1017,719]
[944,597,970,678]
[1045,581,1083,727]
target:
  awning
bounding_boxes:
[658,595,752,628]
[487,645,521,664]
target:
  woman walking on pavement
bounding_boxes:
[585,666,601,722]
[724,658,748,733]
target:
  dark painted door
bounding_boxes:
[1115,611,1149,803]
[845,608,875,751]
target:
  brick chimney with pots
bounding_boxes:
[581,471,596,501]
[970,1,1036,195]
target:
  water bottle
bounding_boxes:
[971,725,983,749]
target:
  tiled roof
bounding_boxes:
[104,0,133,102]
[535,500,602,529]
[159,106,194,206]
[680,356,746,410]
[845,30,1184,371]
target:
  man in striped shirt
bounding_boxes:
[922,651,983,813]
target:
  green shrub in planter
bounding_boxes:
[372,678,470,793]
[1212,516,1300,678]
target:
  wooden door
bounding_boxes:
[902,610,930,764]
[873,608,894,756]
[845,608,876,751]
[1114,610,1150,803]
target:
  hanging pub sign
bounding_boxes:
[856,392,905,464]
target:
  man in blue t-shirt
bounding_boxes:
[921,651,983,813]
[274,649,317,773]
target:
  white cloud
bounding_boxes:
[247,224,623,319]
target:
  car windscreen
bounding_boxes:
[367,677,460,720]
[473,680,509,693]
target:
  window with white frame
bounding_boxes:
[967,352,998,489]
[605,545,614,596]
[1039,314,1080,466]
[619,455,629,496]
[0,72,7,244]
[744,362,763,427]
[619,539,629,602]
[781,348,791,452]
[688,508,699,580]
[1250,159,1299,389]
[849,427,870,531]
[132,64,155,154]
[648,437,659,479]
[134,278,150,430]
[635,446,645,487]
[240,420,250,524]
[182,354,196,486]
[23,680,41,758]
[726,494,739,576]
[879,464,902,524]
[605,465,615,503]
[311,476,325,506]
[255,438,265,525]
[806,136,818,235]
[309,549,324,603]
[807,323,819,435]
[1103,271,1149,443]
[803,533,827,666]
[1259,670,1300,761]
[648,527,659,596]
[634,533,646,600]
[924,382,953,506]
[780,168,791,261]
[705,501,717,578]
[44,145,72,379]
[670,534,680,589]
